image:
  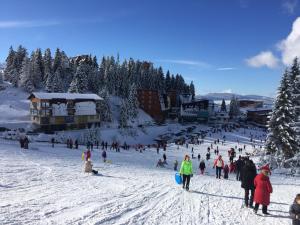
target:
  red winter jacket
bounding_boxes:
[214,158,224,168]
[254,173,273,206]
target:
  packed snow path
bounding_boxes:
[0,133,298,225]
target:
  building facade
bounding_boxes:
[246,108,272,127]
[28,92,103,131]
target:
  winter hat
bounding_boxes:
[260,165,270,172]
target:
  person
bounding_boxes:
[236,156,244,181]
[70,139,73,149]
[199,160,206,175]
[156,159,164,167]
[253,165,273,215]
[229,161,236,173]
[213,155,224,179]
[179,155,193,191]
[289,194,300,225]
[197,153,201,161]
[157,146,159,154]
[75,139,78,149]
[206,152,211,161]
[240,159,257,208]
[51,137,55,148]
[86,149,91,161]
[224,164,229,179]
[174,160,178,171]
[163,153,167,163]
[23,136,29,149]
[84,159,98,175]
[102,150,107,162]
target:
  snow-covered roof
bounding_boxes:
[28,92,103,100]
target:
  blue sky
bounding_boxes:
[0,0,299,97]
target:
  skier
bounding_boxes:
[223,164,229,179]
[102,150,107,162]
[156,159,164,168]
[236,156,244,181]
[253,165,273,215]
[199,160,206,175]
[174,160,178,171]
[179,155,193,191]
[23,136,29,149]
[289,194,300,225]
[240,159,257,208]
[156,146,159,154]
[213,155,224,179]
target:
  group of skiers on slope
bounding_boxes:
[177,154,300,220]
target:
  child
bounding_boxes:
[289,194,300,225]
[224,164,229,179]
[199,160,206,175]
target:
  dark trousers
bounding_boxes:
[244,188,254,207]
[182,175,191,189]
[236,170,241,181]
[254,203,268,213]
[216,167,222,179]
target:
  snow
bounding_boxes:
[30,92,103,100]
[0,127,298,225]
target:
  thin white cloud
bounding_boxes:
[216,67,236,71]
[158,59,211,68]
[282,0,298,14]
[245,51,279,69]
[278,17,300,65]
[0,20,61,29]
[222,89,233,94]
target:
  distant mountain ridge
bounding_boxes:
[197,92,274,103]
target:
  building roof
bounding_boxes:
[28,92,103,100]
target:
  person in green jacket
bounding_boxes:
[180,154,193,191]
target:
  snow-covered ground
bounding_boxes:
[0,127,298,225]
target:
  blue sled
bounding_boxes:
[175,173,182,184]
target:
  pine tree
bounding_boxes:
[221,99,227,112]
[289,58,300,145]
[68,62,88,93]
[19,56,34,92]
[265,70,297,159]
[0,71,4,85]
[119,100,128,128]
[43,48,52,84]
[98,88,112,122]
[52,68,64,92]
[229,96,240,119]
[165,71,171,92]
[31,48,44,88]
[4,46,15,82]
[189,81,195,100]
[127,83,139,120]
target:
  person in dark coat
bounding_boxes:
[290,194,300,225]
[23,137,29,149]
[199,160,206,174]
[240,159,257,208]
[163,153,167,163]
[235,156,244,181]
[223,164,229,179]
[75,139,78,149]
[253,165,273,215]
[51,138,55,148]
[102,150,107,162]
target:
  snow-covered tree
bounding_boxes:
[265,69,298,159]
[189,81,195,100]
[43,48,52,85]
[19,56,34,93]
[229,96,240,119]
[0,71,4,85]
[119,100,128,128]
[127,83,139,120]
[68,62,88,93]
[4,46,15,82]
[52,68,64,93]
[98,88,112,122]
[31,48,44,88]
[221,99,227,112]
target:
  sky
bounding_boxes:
[0,0,300,97]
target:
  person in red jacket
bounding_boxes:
[85,149,91,161]
[213,155,224,179]
[253,165,273,215]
